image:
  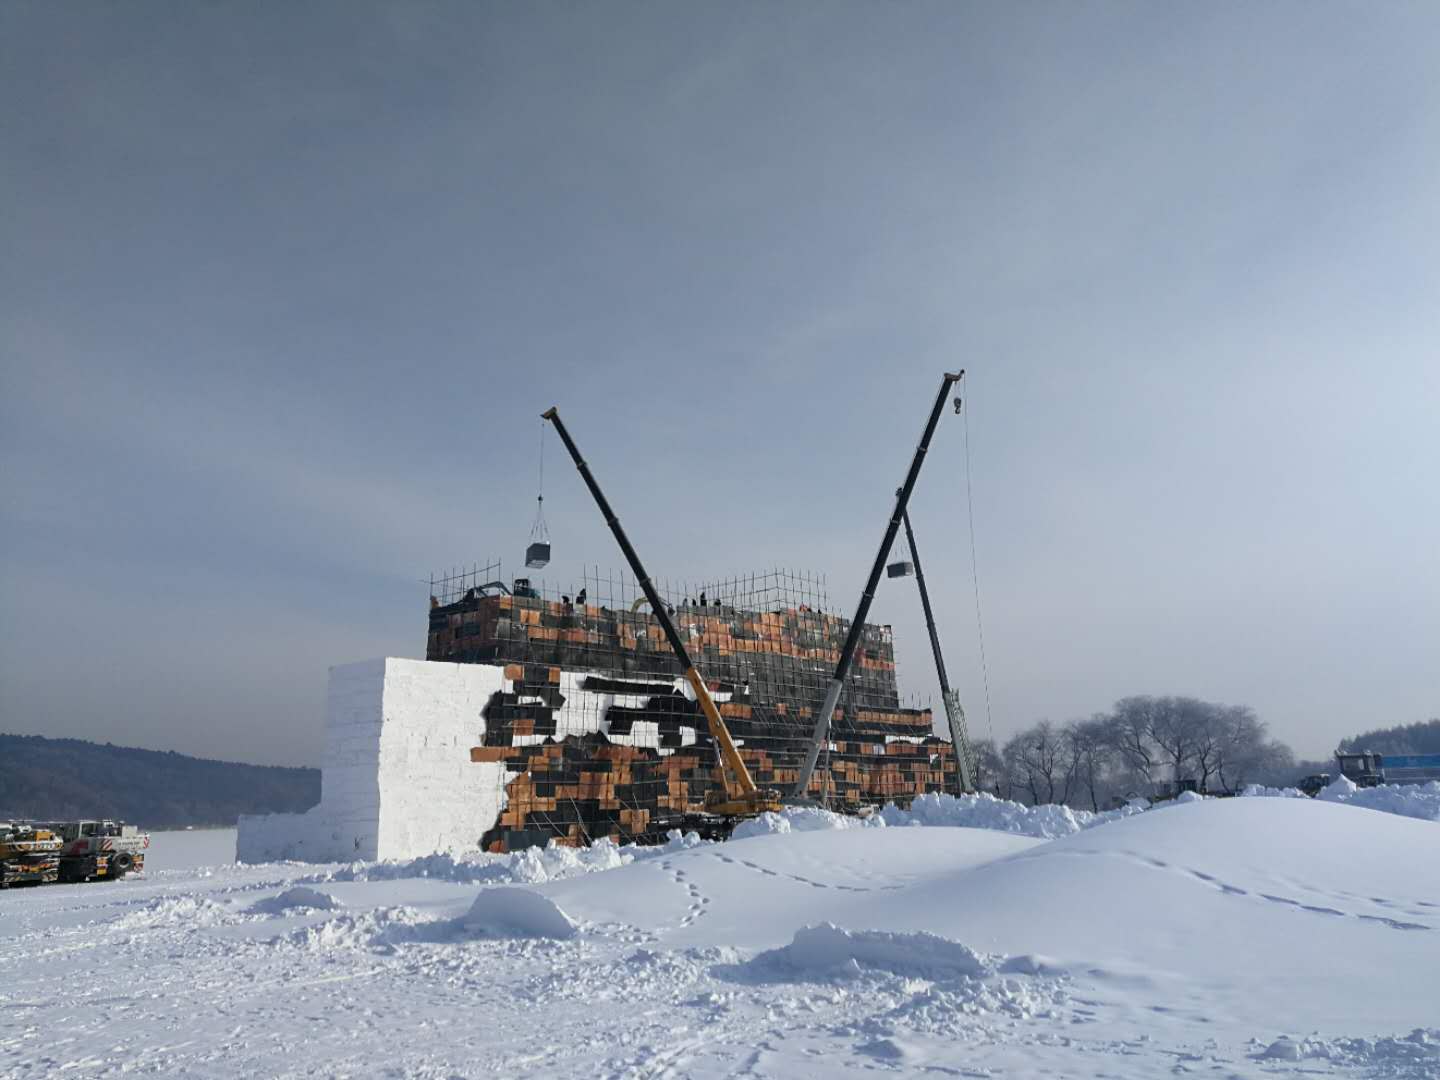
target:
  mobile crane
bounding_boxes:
[50,819,150,882]
[541,407,785,823]
[793,371,965,798]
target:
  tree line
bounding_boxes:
[1338,719,1440,757]
[968,695,1310,811]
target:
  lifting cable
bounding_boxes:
[961,385,997,752]
[531,419,550,544]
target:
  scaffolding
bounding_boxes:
[429,560,960,850]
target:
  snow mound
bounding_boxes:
[463,887,578,939]
[112,894,234,930]
[731,806,881,839]
[250,885,342,914]
[317,837,630,886]
[866,780,1440,838]
[855,1037,909,1061]
[1253,1028,1440,1075]
[1259,1036,1303,1060]
[1330,780,1440,822]
[1239,783,1309,798]
[1239,779,1440,821]
[742,923,989,982]
[880,972,1071,1028]
[314,833,707,886]
[282,907,428,951]
[1319,774,1360,799]
[733,792,1146,842]
[878,791,1142,838]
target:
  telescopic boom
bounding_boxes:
[541,407,779,816]
[792,372,964,798]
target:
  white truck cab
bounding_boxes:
[49,820,150,882]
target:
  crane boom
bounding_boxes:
[541,407,780,816]
[792,371,964,798]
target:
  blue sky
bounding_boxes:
[3,2,1437,765]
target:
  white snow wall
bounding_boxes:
[237,658,510,863]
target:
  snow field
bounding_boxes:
[3,797,1438,1078]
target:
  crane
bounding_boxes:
[541,407,784,821]
[793,371,964,799]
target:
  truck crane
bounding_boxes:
[541,407,784,823]
[50,819,150,882]
[793,371,965,798]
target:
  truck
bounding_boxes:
[1334,751,1440,788]
[0,822,62,888]
[48,820,150,882]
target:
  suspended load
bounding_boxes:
[526,420,551,568]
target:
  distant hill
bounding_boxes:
[0,733,319,830]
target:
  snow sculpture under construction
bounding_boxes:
[238,562,963,863]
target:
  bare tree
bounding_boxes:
[969,738,1007,798]
[1064,715,1114,812]
[1147,696,1208,786]
[1104,696,1160,789]
[1191,703,1225,792]
[1003,696,1299,808]
[1212,705,1269,792]
[1004,721,1070,805]
[1001,732,1039,804]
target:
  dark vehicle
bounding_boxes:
[1335,751,1440,788]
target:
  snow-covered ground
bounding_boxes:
[2,798,1437,1079]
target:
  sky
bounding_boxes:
[2,2,1437,767]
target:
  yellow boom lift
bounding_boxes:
[541,407,784,821]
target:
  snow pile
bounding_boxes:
[1238,783,1309,798]
[111,894,234,930]
[878,791,1145,838]
[281,906,429,952]
[732,792,1147,842]
[315,834,701,886]
[1318,775,1360,799]
[1238,778,1440,821]
[1317,777,1440,821]
[731,806,881,839]
[872,782,1438,836]
[878,969,1071,1028]
[339,839,625,884]
[1254,1028,1440,1072]
[250,885,342,914]
[730,923,1073,1031]
[463,887,578,939]
[742,923,989,981]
